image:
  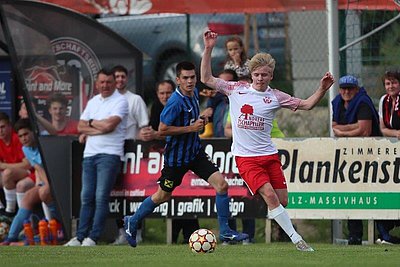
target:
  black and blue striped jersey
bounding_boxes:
[160,87,202,167]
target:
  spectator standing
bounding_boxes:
[111,65,151,245]
[64,68,128,246]
[200,69,237,138]
[0,112,35,218]
[200,34,249,138]
[202,30,334,251]
[332,75,381,245]
[113,65,153,141]
[223,36,250,78]
[376,70,400,244]
[149,80,174,139]
[378,70,400,138]
[0,119,59,245]
[123,61,248,248]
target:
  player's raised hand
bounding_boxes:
[203,29,218,49]
[320,72,335,91]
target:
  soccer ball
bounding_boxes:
[189,228,217,254]
[0,215,11,241]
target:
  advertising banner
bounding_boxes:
[40,0,400,15]
[0,58,12,117]
[275,138,400,219]
[104,139,266,218]
[100,138,400,220]
[73,137,400,220]
[0,0,143,237]
[1,1,142,123]
[112,140,249,198]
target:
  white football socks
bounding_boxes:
[16,192,25,208]
[42,202,53,221]
[268,204,302,244]
[4,188,16,213]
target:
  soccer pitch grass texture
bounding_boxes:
[1,243,400,267]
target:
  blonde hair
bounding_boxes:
[248,53,276,73]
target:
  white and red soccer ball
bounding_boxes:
[189,228,217,254]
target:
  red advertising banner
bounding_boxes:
[72,140,267,218]
[111,140,250,198]
[41,0,400,15]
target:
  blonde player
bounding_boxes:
[201,30,334,251]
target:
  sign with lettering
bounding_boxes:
[112,140,248,198]
[107,139,261,218]
[0,59,12,117]
[73,138,400,220]
[72,139,265,218]
[108,196,267,219]
[276,137,400,219]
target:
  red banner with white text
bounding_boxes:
[40,0,400,15]
[111,140,249,198]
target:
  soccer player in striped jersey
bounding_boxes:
[124,61,248,247]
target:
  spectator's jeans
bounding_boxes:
[77,154,121,242]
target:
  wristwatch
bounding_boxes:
[88,119,94,127]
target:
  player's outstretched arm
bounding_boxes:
[201,30,219,89]
[298,72,335,110]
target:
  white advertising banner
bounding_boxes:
[275,137,400,219]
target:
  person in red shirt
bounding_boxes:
[36,93,78,135]
[0,112,35,217]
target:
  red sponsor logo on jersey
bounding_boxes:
[240,104,253,119]
[237,104,265,131]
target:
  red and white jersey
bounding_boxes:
[216,79,301,156]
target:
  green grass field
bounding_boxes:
[1,243,400,267]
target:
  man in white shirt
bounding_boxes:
[111,65,152,245]
[113,65,154,141]
[64,68,128,246]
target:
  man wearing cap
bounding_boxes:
[331,75,381,245]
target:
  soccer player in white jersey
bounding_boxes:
[201,30,334,251]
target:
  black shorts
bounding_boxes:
[158,149,220,192]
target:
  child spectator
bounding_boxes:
[223,36,250,78]
[200,69,238,138]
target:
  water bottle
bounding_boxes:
[38,219,49,245]
[23,220,35,245]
